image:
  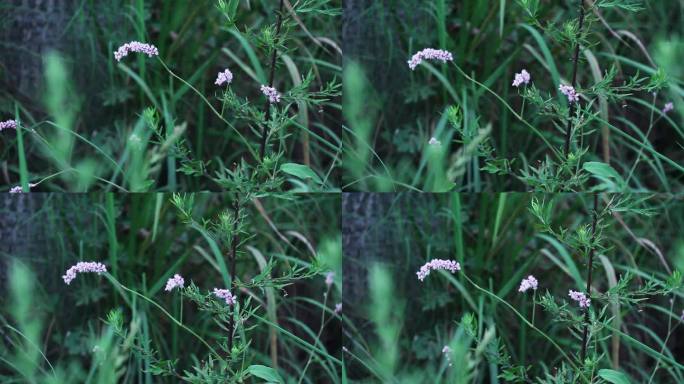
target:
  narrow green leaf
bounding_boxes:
[246,365,284,383]
[598,369,631,384]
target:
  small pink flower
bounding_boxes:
[559,84,580,104]
[164,274,185,292]
[512,69,531,87]
[663,102,674,114]
[260,85,281,103]
[416,259,461,282]
[0,119,18,131]
[408,48,454,70]
[62,261,107,285]
[568,290,591,308]
[213,288,236,306]
[114,41,159,62]
[325,272,335,288]
[518,275,538,293]
[215,69,233,87]
[334,303,342,314]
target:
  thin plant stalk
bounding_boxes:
[564,0,586,157]
[579,193,598,362]
[297,286,331,384]
[227,197,241,355]
[259,0,286,161]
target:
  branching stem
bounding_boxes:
[260,0,286,161]
[564,0,585,157]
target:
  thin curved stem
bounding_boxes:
[461,273,586,380]
[157,58,260,163]
[103,274,221,360]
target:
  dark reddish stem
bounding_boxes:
[564,0,585,157]
[579,193,598,362]
[259,0,286,162]
[227,197,240,355]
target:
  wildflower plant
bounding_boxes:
[1,1,341,192]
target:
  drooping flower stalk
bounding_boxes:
[580,193,599,361]
[564,0,586,157]
[0,119,18,131]
[113,41,159,62]
[259,0,286,162]
[62,261,107,285]
[407,48,454,70]
[416,259,461,282]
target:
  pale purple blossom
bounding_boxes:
[559,84,580,104]
[512,69,531,87]
[9,183,37,193]
[325,271,335,288]
[428,137,441,146]
[334,303,342,314]
[408,48,454,70]
[213,288,236,306]
[416,259,461,282]
[260,85,281,104]
[62,261,107,285]
[164,274,185,292]
[663,102,674,114]
[568,290,591,308]
[0,119,18,131]
[518,275,538,293]
[114,41,159,62]
[215,69,233,87]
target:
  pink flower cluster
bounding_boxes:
[416,259,461,282]
[62,261,107,285]
[164,274,185,292]
[260,85,281,103]
[215,69,233,87]
[213,288,236,306]
[518,275,538,293]
[663,102,674,114]
[114,41,159,62]
[334,303,342,314]
[568,290,591,308]
[0,119,17,131]
[512,69,531,87]
[408,48,454,70]
[559,84,580,104]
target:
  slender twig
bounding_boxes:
[227,196,241,355]
[580,193,598,362]
[564,0,586,157]
[259,0,286,161]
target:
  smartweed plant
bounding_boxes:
[342,0,683,192]
[0,193,342,383]
[342,193,684,383]
[1,1,341,192]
